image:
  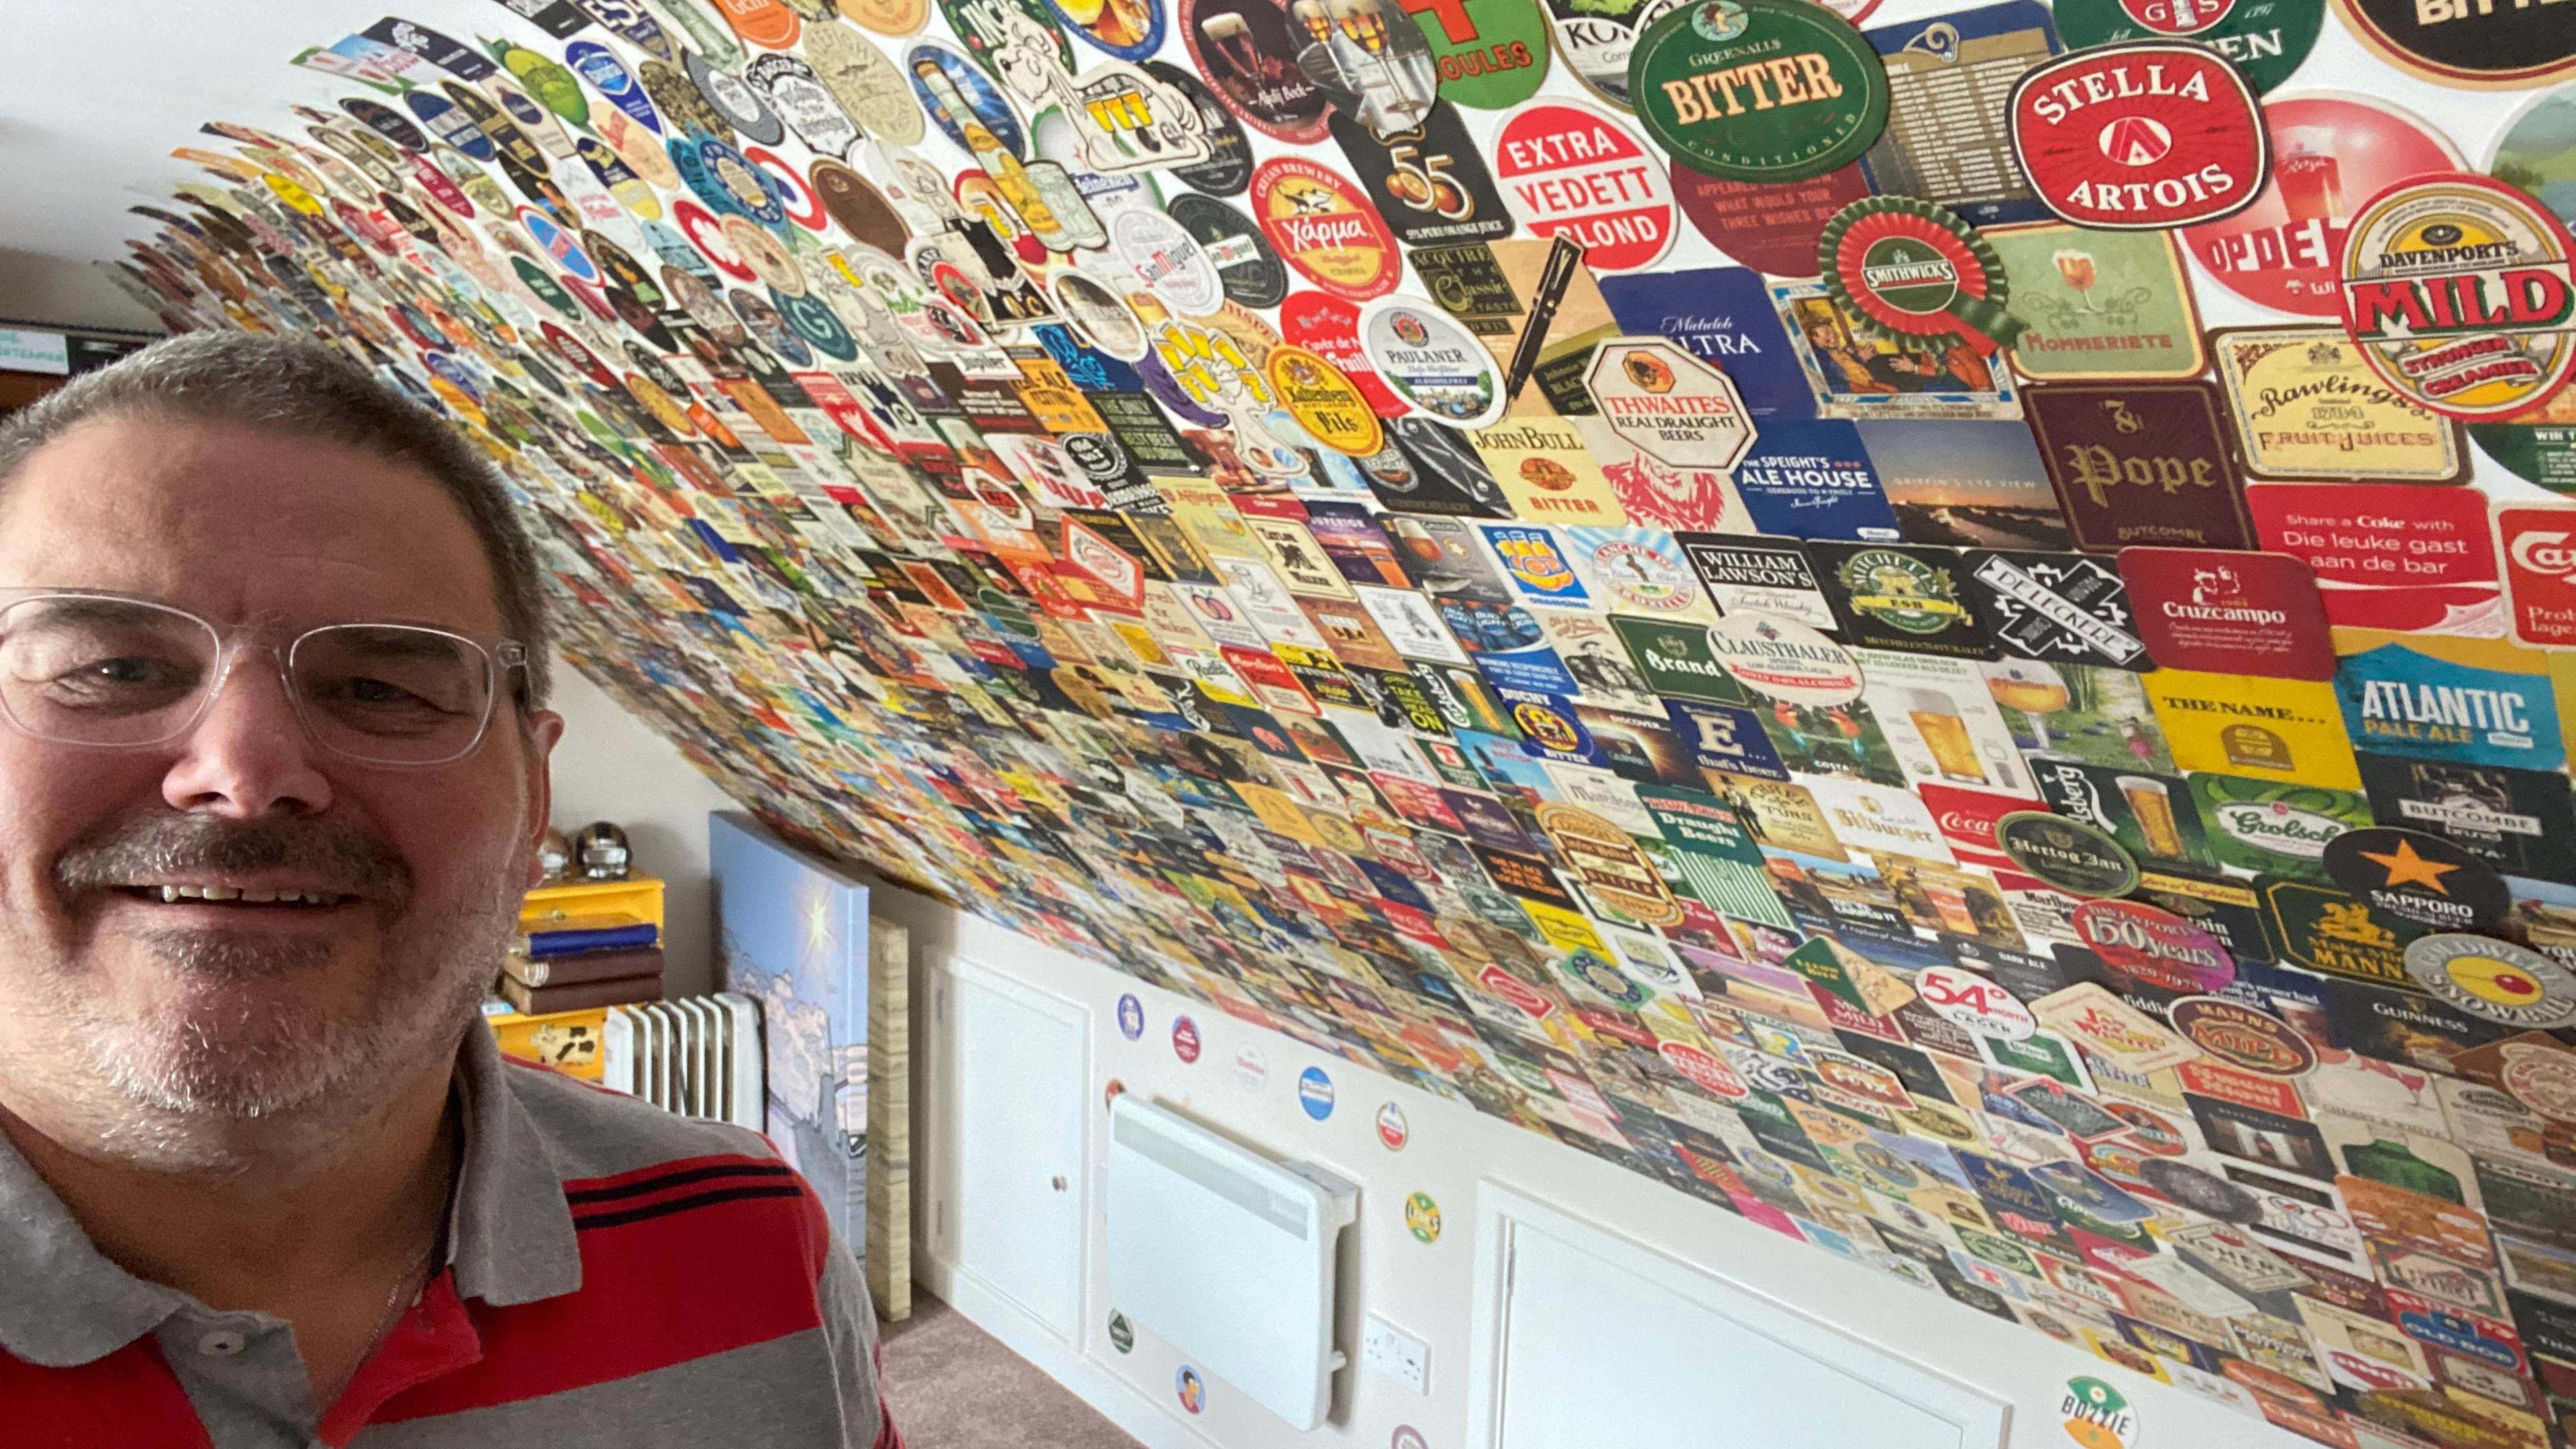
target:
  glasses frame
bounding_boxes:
[0,588,530,769]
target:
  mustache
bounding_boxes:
[54,811,414,908]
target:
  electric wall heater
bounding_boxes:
[602,993,765,1130]
[1106,1095,1358,1430]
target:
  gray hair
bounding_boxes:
[0,331,550,705]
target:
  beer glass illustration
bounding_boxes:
[1199,9,1264,83]
[1906,688,1987,785]
[2117,774,2189,861]
[1986,659,2072,751]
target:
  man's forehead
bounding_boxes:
[0,417,503,632]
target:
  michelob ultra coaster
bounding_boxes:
[2404,933,2576,1030]
[2337,173,2576,423]
[2007,42,2267,231]
[1627,0,1888,184]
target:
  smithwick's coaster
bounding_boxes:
[1627,0,1890,185]
[2337,173,2576,424]
[2115,546,2336,680]
[1997,809,2141,897]
[1818,197,2025,356]
[2323,825,2510,933]
[2404,933,2576,1030]
[2007,42,2267,231]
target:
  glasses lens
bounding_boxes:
[290,625,495,764]
[0,596,221,747]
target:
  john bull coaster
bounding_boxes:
[2006,43,2267,231]
[1819,197,2025,358]
[2337,174,2576,425]
[1627,0,1889,184]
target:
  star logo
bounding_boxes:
[2363,839,2460,894]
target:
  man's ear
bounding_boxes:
[519,708,566,888]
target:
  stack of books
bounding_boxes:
[497,912,663,1016]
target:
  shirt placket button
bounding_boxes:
[195,1329,248,1357]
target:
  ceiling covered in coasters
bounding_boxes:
[16,0,2576,1438]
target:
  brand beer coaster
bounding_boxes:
[2212,327,2467,486]
[2116,546,2335,680]
[2008,43,2267,231]
[1269,343,1385,455]
[1627,0,1890,185]
[1359,295,1505,426]
[1583,336,1756,472]
[2051,0,2324,95]
[1403,0,1552,109]
[1859,2,2063,229]
[2330,0,2576,89]
[1493,101,1676,274]
[1819,197,2024,356]
[1986,223,2208,383]
[2026,380,2252,553]
[1998,808,2141,897]
[2324,825,2510,933]
[2167,995,2318,1077]
[2338,173,2576,425]
[1962,549,2145,669]
[1809,540,1997,658]
[2404,934,2576,1030]
[1252,157,1401,303]
[2074,898,2237,994]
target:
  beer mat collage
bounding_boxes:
[115,0,2576,1441]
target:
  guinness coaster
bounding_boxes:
[2404,933,2576,1030]
[2008,42,2267,231]
[2323,826,2509,933]
[1997,809,2141,898]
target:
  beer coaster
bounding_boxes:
[2189,776,2363,881]
[2212,327,2467,484]
[1269,343,1385,456]
[1327,105,1513,249]
[1809,540,1997,659]
[1998,808,2141,898]
[1596,267,1816,421]
[1856,418,2070,551]
[1818,197,2025,358]
[2074,898,2237,994]
[1407,0,1553,109]
[2354,751,2576,885]
[2116,547,2334,680]
[1584,336,1756,472]
[1671,163,1871,278]
[2324,826,2510,934]
[906,42,1026,158]
[1049,0,1170,59]
[2025,380,2251,553]
[1627,0,1890,184]
[2008,43,2265,231]
[2332,638,2556,773]
[1360,297,1507,427]
[2167,996,2317,1077]
[1962,549,2146,669]
[1281,290,1405,415]
[1703,610,1866,706]
[1146,62,1252,195]
[2049,0,2323,94]
[1542,0,1681,109]
[1167,192,1290,309]
[2337,174,2576,424]
[2498,503,2576,650]
[1676,534,1840,627]
[1183,0,1334,142]
[2144,669,2358,790]
[1859,1,2062,228]
[1986,223,2206,382]
[2404,934,2576,1030]
[2330,0,2576,89]
[1252,157,1401,302]
[1727,419,1900,541]
[1493,101,1676,274]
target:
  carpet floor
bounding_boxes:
[879,1297,1144,1448]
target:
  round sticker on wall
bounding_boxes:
[2338,173,2576,423]
[2181,92,2461,318]
[2322,826,2510,932]
[1183,0,1334,142]
[1252,158,1401,302]
[2061,1376,2139,1449]
[1403,1190,1444,1242]
[1172,1014,1203,1062]
[1110,207,1226,316]
[1703,612,1864,706]
[1376,1102,1411,1150]
[801,23,929,146]
[1627,0,1889,184]
[1298,1065,1336,1119]
[1358,296,1503,425]
[1493,102,1676,273]
[1269,343,1385,455]
[2406,934,2576,1028]
[1118,992,1146,1040]
[2008,43,2269,231]
[1234,1041,1270,1087]
[1409,0,1552,109]
[1053,269,1152,358]
[1997,811,2141,898]
[1177,1365,1206,1414]
[1048,0,1168,60]
[1167,192,1291,309]
[1282,290,1405,414]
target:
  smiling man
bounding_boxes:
[0,333,895,1448]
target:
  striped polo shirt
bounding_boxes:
[0,1024,900,1449]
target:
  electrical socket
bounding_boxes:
[1361,1313,1430,1395]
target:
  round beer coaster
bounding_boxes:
[1672,162,1870,276]
[1997,810,2141,898]
[2330,0,2576,89]
[1404,1190,1444,1242]
[1047,0,1168,59]
[1146,60,1254,196]
[1252,158,1401,303]
[2490,85,2576,232]
[1182,0,1334,143]
[1494,102,1676,273]
[2323,826,2510,933]
[2405,934,2576,1029]
[2167,995,2318,1076]
[1282,290,1405,415]
[2008,42,2269,231]
[1269,343,1384,455]
[2074,898,2237,994]
[1377,1102,1411,1149]
[2338,173,2576,423]
[2051,0,2324,95]
[1167,191,1289,309]
[1627,0,1889,184]
[1820,196,2025,354]
[1358,295,1503,425]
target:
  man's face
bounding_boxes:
[0,419,559,1160]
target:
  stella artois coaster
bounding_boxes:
[2008,42,2266,231]
[2323,826,2510,934]
[2049,0,2324,94]
[2404,934,2576,1030]
[1627,0,1890,184]
[1819,197,2025,358]
[2330,0,2576,89]
[2025,380,2252,553]
[2337,173,2576,424]
[2116,547,2335,680]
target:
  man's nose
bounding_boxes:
[158,651,335,818]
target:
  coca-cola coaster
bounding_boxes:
[2008,42,2267,231]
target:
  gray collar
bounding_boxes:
[0,1022,581,1367]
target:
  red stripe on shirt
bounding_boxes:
[2,1338,215,1449]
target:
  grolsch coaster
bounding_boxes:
[1493,102,1677,274]
[1809,541,1996,659]
[2025,380,2251,553]
[2116,547,2334,680]
[2337,174,2576,424]
[1626,0,1890,185]
[2404,934,2576,1031]
[2008,42,2267,231]
[1997,809,2141,898]
[2323,826,2510,934]
[2048,0,2324,94]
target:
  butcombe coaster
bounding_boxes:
[114,3,2576,1441]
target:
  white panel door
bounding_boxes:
[1477,1188,2008,1449]
[944,961,1087,1342]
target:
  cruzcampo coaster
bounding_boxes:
[1819,197,2025,356]
[1627,0,1889,184]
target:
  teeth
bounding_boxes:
[145,885,343,906]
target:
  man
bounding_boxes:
[0,333,897,1448]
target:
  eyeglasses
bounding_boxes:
[0,590,527,767]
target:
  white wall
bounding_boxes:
[543,666,739,998]
[879,883,2312,1449]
